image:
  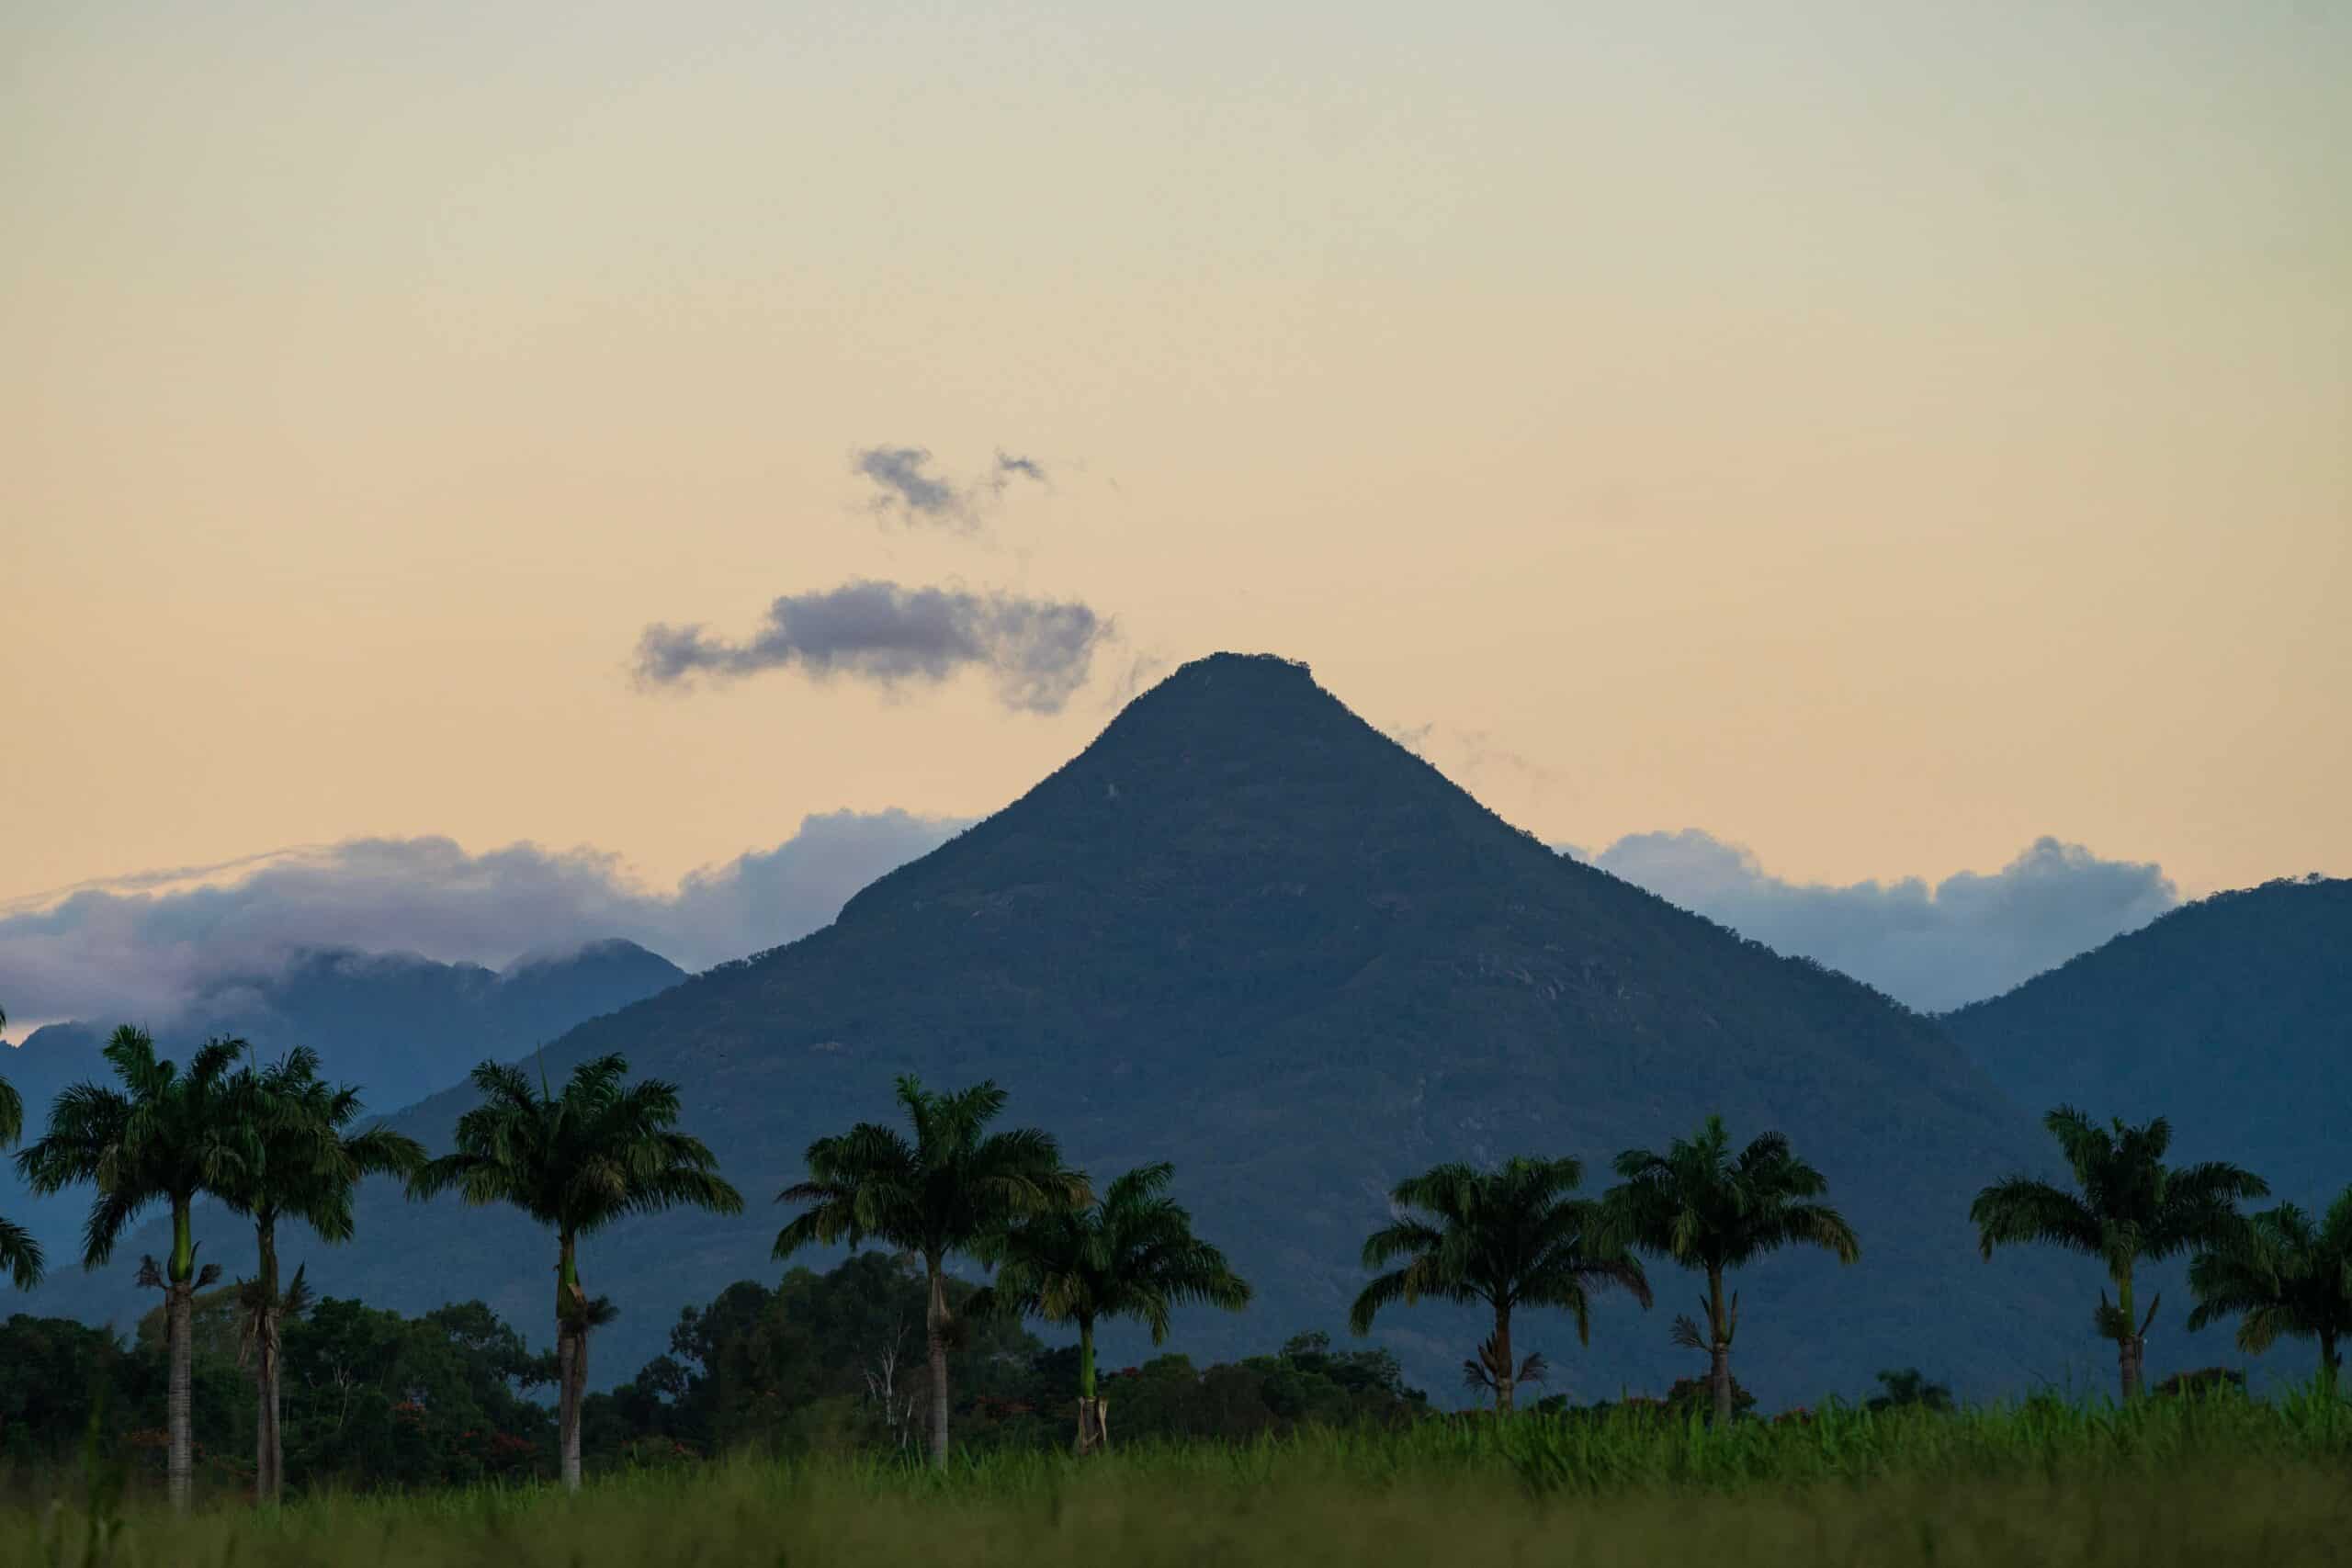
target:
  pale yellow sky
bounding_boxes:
[4,0,2346,907]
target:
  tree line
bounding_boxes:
[3,1010,2347,1508]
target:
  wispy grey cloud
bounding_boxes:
[853,445,1048,532]
[1566,830,2177,1011]
[0,812,966,1027]
[633,580,1111,713]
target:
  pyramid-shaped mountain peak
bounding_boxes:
[834,649,1530,936]
[45,657,2097,1404]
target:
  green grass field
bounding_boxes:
[16,1389,2352,1567]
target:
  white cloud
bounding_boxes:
[0,811,965,1028]
[1568,831,2178,1011]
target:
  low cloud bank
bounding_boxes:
[0,812,964,1030]
[1567,831,2178,1012]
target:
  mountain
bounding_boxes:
[1942,875,2352,1210]
[1,938,685,1266]
[27,654,2099,1404]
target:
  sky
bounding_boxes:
[3,2,2346,1031]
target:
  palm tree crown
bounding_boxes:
[1350,1156,1650,1412]
[1608,1115,1860,1425]
[1609,1118,1860,1277]
[775,1076,1088,1265]
[223,1046,424,1244]
[1971,1106,2266,1400]
[0,999,40,1290]
[2187,1188,2352,1393]
[988,1161,1250,1337]
[14,1027,255,1273]
[412,1053,743,1251]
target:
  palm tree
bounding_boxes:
[1348,1156,1650,1415]
[1607,1114,1860,1426]
[2188,1188,2352,1399]
[219,1046,424,1505]
[775,1075,1088,1468]
[1972,1106,2266,1401]
[0,1002,44,1291]
[14,1026,257,1511]
[982,1161,1250,1451]
[409,1053,742,1491]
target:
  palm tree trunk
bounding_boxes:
[254,1218,281,1506]
[568,1325,589,1486]
[556,1232,583,1493]
[1492,1304,1516,1416]
[924,1258,951,1471]
[1075,1315,1107,1455]
[1707,1266,1733,1427]
[2115,1269,2143,1402]
[167,1200,195,1514]
[556,1330,579,1490]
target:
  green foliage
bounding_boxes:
[2187,1188,2352,1387]
[10,1393,2352,1568]
[275,1298,554,1490]
[584,1252,1045,1461]
[0,1294,553,1495]
[1868,1368,1955,1414]
[1092,1333,1430,1442]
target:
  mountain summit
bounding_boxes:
[38,653,2090,1400]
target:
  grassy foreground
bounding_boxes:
[16,1391,2352,1567]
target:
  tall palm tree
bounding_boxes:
[14,1026,257,1511]
[982,1161,1250,1451]
[2188,1188,2352,1399]
[0,1002,44,1291]
[775,1075,1088,1468]
[1972,1106,2266,1401]
[410,1053,742,1491]
[1349,1156,1650,1415]
[1607,1115,1860,1426]
[218,1046,424,1505]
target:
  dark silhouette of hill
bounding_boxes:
[33,655,2095,1404]
[1942,875,2351,1210]
[2,939,684,1269]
